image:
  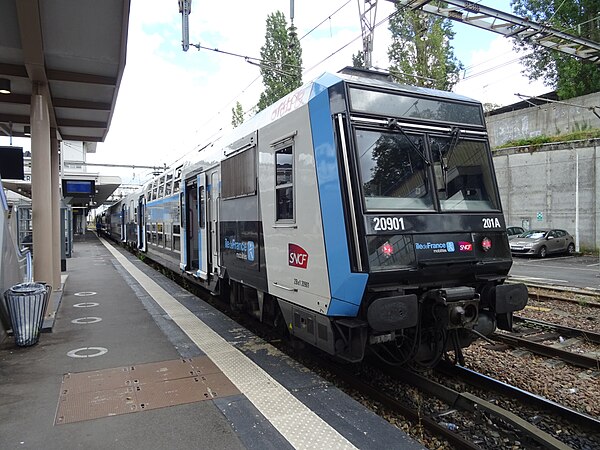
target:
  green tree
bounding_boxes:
[231,101,244,128]
[387,1,462,91]
[257,11,303,111]
[352,50,365,68]
[511,0,600,99]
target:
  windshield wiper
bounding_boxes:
[387,118,430,166]
[444,127,461,171]
[436,127,461,191]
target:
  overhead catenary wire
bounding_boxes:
[167,0,356,169]
[515,93,600,120]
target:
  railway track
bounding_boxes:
[518,283,600,308]
[318,355,600,450]
[435,362,600,433]
[139,248,599,448]
[489,318,600,370]
[489,282,600,369]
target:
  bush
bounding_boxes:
[495,129,600,150]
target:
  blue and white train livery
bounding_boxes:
[104,68,528,367]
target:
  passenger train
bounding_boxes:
[102,68,528,367]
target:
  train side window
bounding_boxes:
[275,145,294,221]
[165,172,173,196]
[199,186,205,228]
[173,166,182,194]
[158,176,165,198]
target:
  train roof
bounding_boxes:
[214,68,481,159]
[332,67,480,105]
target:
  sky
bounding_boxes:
[3,0,551,186]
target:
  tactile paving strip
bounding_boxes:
[55,356,238,424]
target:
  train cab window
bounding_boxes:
[430,136,499,211]
[275,146,294,221]
[356,129,434,211]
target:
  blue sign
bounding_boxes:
[247,241,255,262]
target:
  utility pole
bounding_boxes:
[358,0,378,68]
[179,0,192,51]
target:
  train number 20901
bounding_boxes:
[373,217,405,231]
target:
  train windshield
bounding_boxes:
[357,129,435,211]
[430,135,499,211]
[356,128,499,212]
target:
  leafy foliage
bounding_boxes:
[257,11,303,111]
[495,128,600,149]
[231,101,244,128]
[511,0,600,99]
[387,1,462,90]
[352,50,365,68]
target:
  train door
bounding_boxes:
[208,169,220,275]
[137,195,146,251]
[120,204,126,242]
[185,177,199,271]
[179,189,186,271]
[197,173,209,280]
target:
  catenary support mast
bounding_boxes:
[389,0,600,63]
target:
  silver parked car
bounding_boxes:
[509,229,575,258]
[506,226,525,239]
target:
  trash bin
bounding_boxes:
[3,282,52,347]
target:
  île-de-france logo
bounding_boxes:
[414,241,456,253]
[224,237,255,262]
[289,243,308,269]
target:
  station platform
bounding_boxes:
[0,232,423,450]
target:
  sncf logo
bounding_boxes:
[458,241,473,252]
[289,243,309,269]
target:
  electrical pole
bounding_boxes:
[179,0,192,51]
[358,0,378,68]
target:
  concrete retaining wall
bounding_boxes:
[493,138,600,250]
[487,91,600,148]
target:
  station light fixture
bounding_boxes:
[0,78,10,94]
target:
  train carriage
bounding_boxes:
[110,68,528,366]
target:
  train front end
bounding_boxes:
[326,70,528,366]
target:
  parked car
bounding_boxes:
[509,229,575,258]
[506,226,525,239]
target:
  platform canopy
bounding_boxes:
[0,0,130,142]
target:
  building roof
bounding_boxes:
[0,0,130,142]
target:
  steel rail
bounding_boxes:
[436,362,600,431]
[316,358,480,450]
[514,315,600,344]
[390,366,572,450]
[491,332,600,370]
[508,281,600,307]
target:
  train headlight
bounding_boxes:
[381,241,394,257]
[481,237,492,252]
